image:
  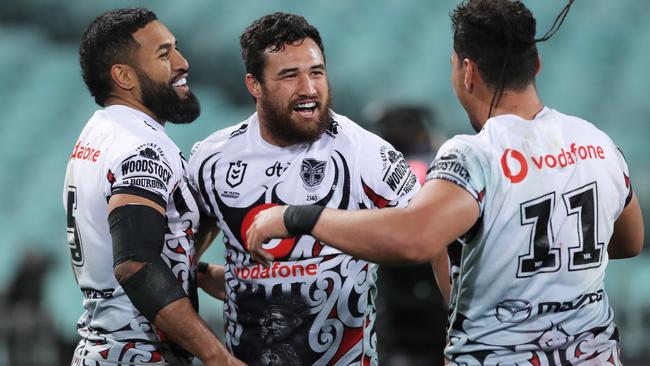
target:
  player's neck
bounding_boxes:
[480,85,544,124]
[105,95,165,127]
[257,120,288,147]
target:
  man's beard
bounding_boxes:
[259,89,332,145]
[136,68,201,124]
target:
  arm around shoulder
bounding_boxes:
[608,190,644,259]
[312,179,480,263]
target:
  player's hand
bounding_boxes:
[198,263,226,301]
[245,205,289,266]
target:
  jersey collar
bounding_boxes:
[105,105,166,133]
[249,113,309,154]
[482,106,551,131]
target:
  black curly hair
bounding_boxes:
[451,0,538,91]
[79,8,157,106]
[240,12,325,82]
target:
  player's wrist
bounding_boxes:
[197,261,209,274]
[283,204,325,236]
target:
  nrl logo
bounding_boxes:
[226,160,248,188]
[300,158,326,190]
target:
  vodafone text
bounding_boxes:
[71,141,101,162]
[530,143,605,169]
[234,262,318,280]
[502,143,605,183]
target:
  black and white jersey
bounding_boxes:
[189,111,419,366]
[427,107,631,365]
[63,105,200,365]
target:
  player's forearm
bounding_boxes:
[154,297,233,365]
[311,180,479,264]
[195,215,220,259]
[311,207,439,263]
[198,263,226,300]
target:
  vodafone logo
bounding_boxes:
[501,149,528,183]
[71,140,101,162]
[501,144,606,184]
[241,203,296,259]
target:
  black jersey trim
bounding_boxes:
[111,186,166,208]
[197,152,221,216]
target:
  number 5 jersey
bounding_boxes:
[63,105,200,364]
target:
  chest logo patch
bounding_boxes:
[300,158,327,189]
[226,160,248,188]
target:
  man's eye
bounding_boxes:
[160,52,169,59]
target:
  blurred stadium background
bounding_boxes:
[0,0,648,364]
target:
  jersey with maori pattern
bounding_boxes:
[189,111,419,366]
[63,105,200,365]
[426,107,631,365]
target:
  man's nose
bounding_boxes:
[171,48,189,72]
[296,74,316,96]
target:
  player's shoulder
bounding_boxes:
[91,108,180,167]
[191,117,252,158]
[440,132,490,160]
[550,108,612,139]
[327,110,388,149]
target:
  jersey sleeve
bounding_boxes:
[426,137,487,216]
[615,147,633,207]
[105,142,178,208]
[357,138,420,209]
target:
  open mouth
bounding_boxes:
[293,101,318,117]
[171,77,188,92]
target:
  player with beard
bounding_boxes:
[64,8,243,366]
[189,12,420,366]
[246,1,644,364]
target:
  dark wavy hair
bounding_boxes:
[240,12,325,82]
[79,8,157,106]
[451,0,538,91]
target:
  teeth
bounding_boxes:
[296,102,316,109]
[172,78,187,87]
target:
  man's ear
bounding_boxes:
[245,74,262,100]
[535,55,542,75]
[463,58,474,93]
[110,64,137,91]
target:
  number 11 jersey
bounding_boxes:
[427,107,631,365]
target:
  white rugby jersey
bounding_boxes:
[63,105,200,365]
[189,111,419,366]
[427,107,632,365]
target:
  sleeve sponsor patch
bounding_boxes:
[109,143,175,203]
[426,141,485,211]
[379,146,418,196]
[427,149,472,192]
